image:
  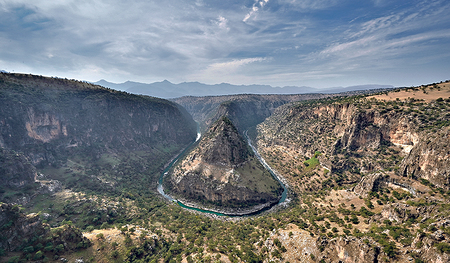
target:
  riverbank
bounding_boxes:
[158,128,290,217]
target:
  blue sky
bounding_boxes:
[0,0,449,89]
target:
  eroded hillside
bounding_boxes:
[1,75,449,263]
[165,116,283,212]
[255,81,450,262]
[0,73,197,197]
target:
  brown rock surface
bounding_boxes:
[166,116,282,209]
[400,127,450,189]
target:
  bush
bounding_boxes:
[350,215,359,224]
[383,242,397,258]
[23,246,34,254]
[111,250,119,258]
[7,256,20,263]
[435,242,450,254]
[55,244,65,253]
[34,250,44,260]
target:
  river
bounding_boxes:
[157,128,288,217]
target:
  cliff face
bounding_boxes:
[0,203,90,253]
[317,236,381,263]
[0,73,197,167]
[257,96,449,189]
[255,84,450,262]
[400,127,450,189]
[0,203,45,252]
[173,90,390,133]
[0,148,37,189]
[166,116,282,209]
[173,94,341,134]
[259,101,420,156]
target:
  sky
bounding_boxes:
[0,0,449,89]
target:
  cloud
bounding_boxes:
[216,16,229,31]
[349,14,401,38]
[188,57,267,84]
[313,1,450,72]
[0,0,449,88]
[243,0,269,22]
[206,57,266,73]
[278,0,339,10]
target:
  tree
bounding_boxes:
[383,242,397,258]
[34,250,44,260]
[111,250,119,258]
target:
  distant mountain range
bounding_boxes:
[94,79,394,98]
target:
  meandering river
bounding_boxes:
[157,127,288,217]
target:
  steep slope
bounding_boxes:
[255,81,450,262]
[257,83,450,191]
[173,90,393,135]
[400,127,450,189]
[165,116,283,210]
[0,148,40,204]
[0,72,197,195]
[173,94,337,134]
[0,148,37,189]
[0,203,90,258]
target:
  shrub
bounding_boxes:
[383,242,397,258]
[435,242,450,254]
[34,250,44,260]
[7,256,20,263]
[111,250,119,258]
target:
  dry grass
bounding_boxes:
[369,81,450,102]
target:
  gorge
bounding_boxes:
[0,73,449,263]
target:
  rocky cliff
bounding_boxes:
[165,116,283,210]
[173,94,342,134]
[400,127,450,190]
[255,82,450,262]
[173,90,392,133]
[0,148,37,189]
[0,72,197,198]
[257,92,449,189]
[0,202,90,259]
[0,73,197,167]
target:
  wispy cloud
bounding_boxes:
[216,16,229,31]
[0,0,449,87]
[243,0,269,22]
[204,57,266,76]
[189,57,267,84]
[308,1,450,81]
[278,0,339,10]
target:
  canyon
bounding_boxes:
[0,73,449,262]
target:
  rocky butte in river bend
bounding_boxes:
[164,116,283,212]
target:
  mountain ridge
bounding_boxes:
[95,79,393,98]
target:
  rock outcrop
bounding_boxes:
[400,127,450,189]
[352,172,387,197]
[166,116,283,209]
[0,148,37,189]
[0,203,90,253]
[0,203,45,252]
[0,73,197,167]
[317,236,381,263]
